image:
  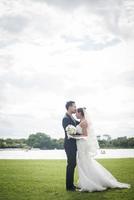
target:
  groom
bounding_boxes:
[62,101,79,191]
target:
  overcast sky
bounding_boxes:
[0,0,134,139]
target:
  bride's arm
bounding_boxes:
[80,120,88,136]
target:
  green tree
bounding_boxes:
[27,132,53,149]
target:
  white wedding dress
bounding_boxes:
[76,124,131,192]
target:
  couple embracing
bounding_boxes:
[62,101,130,192]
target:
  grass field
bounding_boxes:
[0,159,133,200]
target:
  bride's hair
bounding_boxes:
[77,107,86,117]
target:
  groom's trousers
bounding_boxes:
[64,140,77,190]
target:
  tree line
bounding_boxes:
[0,133,64,149]
[0,132,134,149]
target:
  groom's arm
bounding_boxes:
[75,120,80,125]
[62,117,70,131]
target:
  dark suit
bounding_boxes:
[62,113,79,190]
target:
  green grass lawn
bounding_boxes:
[0,159,133,200]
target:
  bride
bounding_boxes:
[74,107,131,192]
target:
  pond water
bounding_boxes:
[0,148,134,159]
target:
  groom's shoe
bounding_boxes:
[66,188,76,192]
[73,185,81,190]
[66,186,76,192]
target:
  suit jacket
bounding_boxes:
[62,113,79,148]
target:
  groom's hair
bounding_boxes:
[65,101,75,110]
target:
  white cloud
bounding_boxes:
[0,0,134,139]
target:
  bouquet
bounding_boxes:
[66,125,77,138]
[66,124,86,140]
